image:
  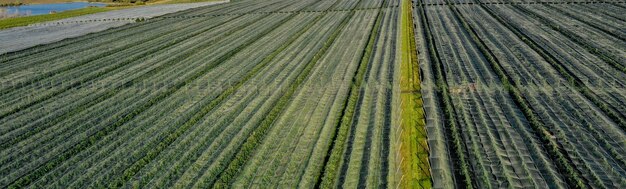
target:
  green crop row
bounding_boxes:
[317,7,382,189]
[0,0,421,188]
[414,0,474,188]
[1,6,286,188]
[449,1,588,188]
[503,5,626,167]
[0,17,239,153]
[510,4,626,131]
[107,14,297,189]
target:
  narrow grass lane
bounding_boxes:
[399,0,430,188]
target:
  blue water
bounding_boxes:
[3,2,106,16]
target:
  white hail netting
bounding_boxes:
[412,5,454,188]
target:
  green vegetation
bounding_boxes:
[0,7,110,29]
[413,0,626,188]
[0,2,24,6]
[2,0,624,188]
[318,7,377,189]
[445,2,586,187]
[0,0,407,188]
[399,0,430,188]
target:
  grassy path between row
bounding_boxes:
[399,0,431,188]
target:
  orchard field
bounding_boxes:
[1,0,412,188]
[414,0,626,188]
[1,0,624,188]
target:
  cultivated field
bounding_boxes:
[0,0,412,188]
[414,0,625,188]
[1,0,624,188]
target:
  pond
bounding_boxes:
[1,2,106,16]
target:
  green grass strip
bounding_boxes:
[399,0,431,188]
